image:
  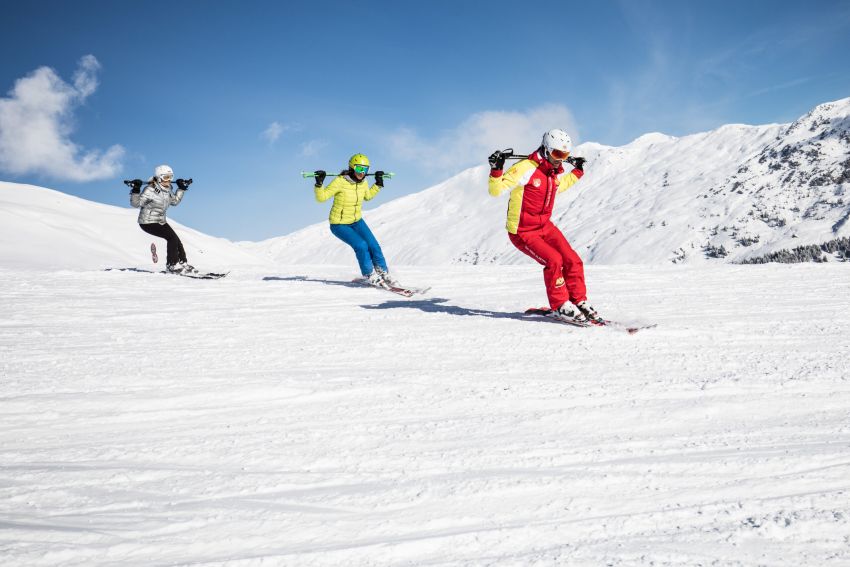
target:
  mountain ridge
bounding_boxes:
[3,97,848,270]
[247,96,850,266]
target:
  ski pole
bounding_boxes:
[301,171,395,179]
[498,148,529,160]
[123,178,193,187]
[496,149,583,164]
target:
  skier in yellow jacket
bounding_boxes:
[312,154,398,287]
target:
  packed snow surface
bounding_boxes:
[3,96,850,565]
[2,263,849,566]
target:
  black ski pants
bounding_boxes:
[139,222,187,266]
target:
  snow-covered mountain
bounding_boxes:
[247,97,850,265]
[3,101,850,567]
[0,182,266,271]
[3,98,848,271]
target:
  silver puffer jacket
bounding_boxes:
[130,181,186,225]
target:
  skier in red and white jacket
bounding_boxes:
[488,129,601,324]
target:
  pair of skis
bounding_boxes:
[351,281,654,333]
[523,307,656,334]
[350,277,430,298]
[150,243,228,280]
[173,270,228,280]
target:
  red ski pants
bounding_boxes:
[509,223,587,310]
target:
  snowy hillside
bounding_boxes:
[247,97,850,266]
[2,101,850,565]
[3,264,850,565]
[0,182,267,271]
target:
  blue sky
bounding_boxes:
[1,0,849,240]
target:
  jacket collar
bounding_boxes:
[148,179,171,192]
[530,149,564,176]
[342,170,367,184]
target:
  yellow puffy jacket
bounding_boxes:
[315,173,382,224]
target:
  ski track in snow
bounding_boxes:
[1,264,850,566]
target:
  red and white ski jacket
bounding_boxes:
[488,151,583,234]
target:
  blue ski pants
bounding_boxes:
[329,219,388,276]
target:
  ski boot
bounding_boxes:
[367,270,388,288]
[178,262,198,275]
[375,267,399,287]
[575,300,604,325]
[554,302,588,324]
[167,261,198,275]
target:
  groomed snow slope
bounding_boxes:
[2,264,849,566]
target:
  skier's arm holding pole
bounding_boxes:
[365,171,387,200]
[313,171,342,202]
[557,157,586,194]
[488,150,529,197]
[165,178,192,205]
[125,179,146,208]
[130,187,142,208]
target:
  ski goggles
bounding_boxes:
[548,148,570,160]
[353,164,369,174]
[159,173,174,182]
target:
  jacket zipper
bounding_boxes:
[542,172,552,212]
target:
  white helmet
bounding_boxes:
[542,129,572,159]
[154,164,174,181]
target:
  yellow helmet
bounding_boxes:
[348,153,370,169]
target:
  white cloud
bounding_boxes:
[386,104,579,173]
[261,121,302,145]
[263,122,284,143]
[300,139,328,157]
[0,55,124,182]
[262,121,286,144]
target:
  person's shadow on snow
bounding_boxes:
[266,277,548,324]
[263,275,364,289]
[362,297,531,321]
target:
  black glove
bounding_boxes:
[314,170,327,187]
[126,179,143,193]
[488,150,507,171]
[176,178,192,190]
[374,171,385,187]
[566,156,586,171]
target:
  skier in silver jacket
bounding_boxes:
[129,164,195,274]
